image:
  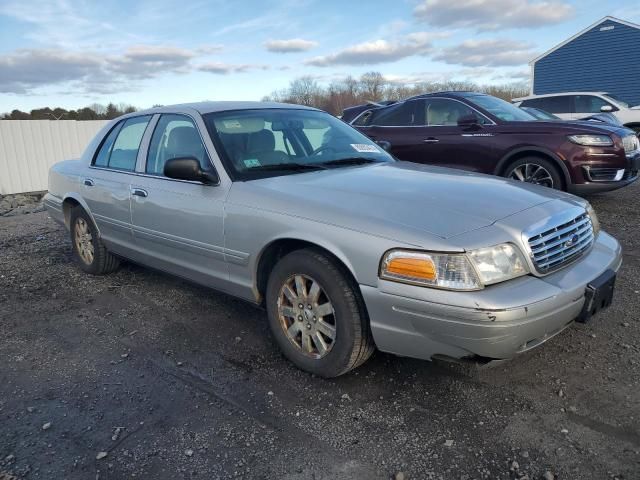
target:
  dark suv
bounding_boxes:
[345,92,640,193]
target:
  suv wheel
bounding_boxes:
[266,248,375,377]
[505,157,563,190]
[70,207,120,274]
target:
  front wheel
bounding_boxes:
[265,249,375,377]
[504,157,564,190]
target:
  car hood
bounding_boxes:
[230,162,582,245]
[507,120,630,136]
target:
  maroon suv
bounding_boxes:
[346,92,640,194]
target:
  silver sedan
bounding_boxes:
[45,102,621,377]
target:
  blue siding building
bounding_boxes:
[532,17,640,106]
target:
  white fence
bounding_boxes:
[0,120,108,195]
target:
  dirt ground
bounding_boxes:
[0,183,638,480]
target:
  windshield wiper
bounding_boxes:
[247,162,328,172]
[318,157,381,167]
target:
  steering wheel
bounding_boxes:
[310,145,337,157]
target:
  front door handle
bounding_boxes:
[84,178,94,187]
[423,138,439,144]
[131,188,148,198]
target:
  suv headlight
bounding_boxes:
[380,244,528,291]
[622,134,640,154]
[586,203,600,236]
[568,134,613,146]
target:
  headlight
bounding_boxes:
[467,243,529,285]
[380,244,529,291]
[622,134,640,154]
[586,203,600,236]
[568,134,613,146]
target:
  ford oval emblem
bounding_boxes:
[565,234,579,247]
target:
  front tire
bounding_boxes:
[266,249,375,377]
[504,156,564,190]
[70,207,120,274]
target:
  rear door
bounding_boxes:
[85,115,152,250]
[357,100,425,163]
[129,113,229,290]
[521,96,573,119]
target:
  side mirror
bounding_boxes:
[375,140,392,151]
[457,114,480,128]
[600,105,614,112]
[164,157,218,185]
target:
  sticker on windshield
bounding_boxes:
[223,120,242,129]
[350,143,380,153]
[244,158,261,168]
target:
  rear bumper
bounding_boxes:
[43,193,65,227]
[362,232,622,361]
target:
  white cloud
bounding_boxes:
[198,62,269,74]
[414,0,574,31]
[433,39,537,66]
[264,39,318,53]
[305,32,446,67]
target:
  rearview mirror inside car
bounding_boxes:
[164,157,218,185]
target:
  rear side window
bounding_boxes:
[93,116,152,171]
[370,101,418,126]
[521,96,572,114]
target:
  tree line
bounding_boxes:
[262,71,530,115]
[1,103,138,121]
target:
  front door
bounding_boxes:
[129,113,229,290]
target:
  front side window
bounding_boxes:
[424,99,489,126]
[574,95,611,114]
[146,114,210,175]
[93,115,151,171]
[203,109,394,180]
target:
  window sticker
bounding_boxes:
[244,158,261,168]
[350,143,380,153]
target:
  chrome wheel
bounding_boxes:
[509,163,554,188]
[277,274,336,359]
[74,217,94,265]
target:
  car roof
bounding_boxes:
[512,92,609,102]
[133,101,319,116]
[407,91,483,100]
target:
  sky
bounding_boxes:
[0,0,638,112]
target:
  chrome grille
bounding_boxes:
[527,212,594,273]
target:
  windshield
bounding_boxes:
[602,94,629,108]
[471,95,536,122]
[203,109,393,180]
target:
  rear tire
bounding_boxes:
[504,156,564,190]
[70,207,120,275]
[266,248,375,377]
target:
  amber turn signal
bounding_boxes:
[385,256,436,281]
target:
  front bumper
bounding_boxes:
[361,232,622,361]
[570,152,639,195]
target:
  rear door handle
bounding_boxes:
[423,138,439,144]
[84,178,94,187]
[131,188,148,198]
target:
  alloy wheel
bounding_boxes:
[509,163,554,188]
[277,274,336,359]
[74,217,94,265]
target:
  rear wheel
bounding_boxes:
[266,249,375,377]
[70,207,120,274]
[504,156,564,190]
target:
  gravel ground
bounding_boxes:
[0,184,638,480]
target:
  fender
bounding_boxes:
[494,146,572,186]
[62,192,102,237]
